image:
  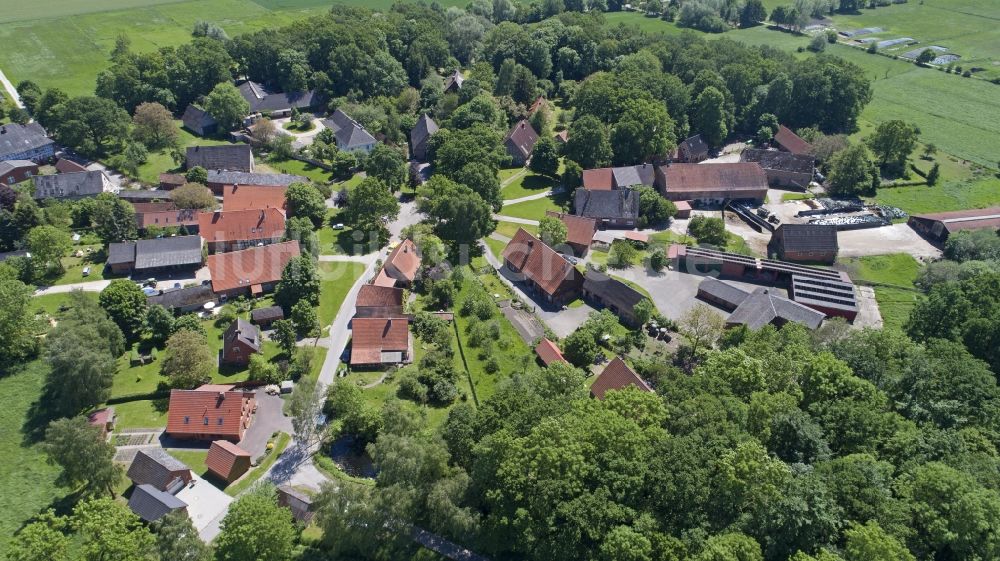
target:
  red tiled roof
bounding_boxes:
[165,389,255,440]
[660,163,768,196]
[501,228,577,297]
[350,317,409,365]
[535,338,566,366]
[207,241,300,294]
[138,207,199,229]
[582,168,614,190]
[222,184,287,212]
[624,231,649,243]
[590,357,652,400]
[774,125,813,155]
[198,208,285,244]
[55,159,88,174]
[546,211,597,247]
[372,269,397,287]
[385,239,420,283]
[206,440,251,480]
[356,284,404,308]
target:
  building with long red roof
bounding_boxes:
[206,240,299,297]
[165,389,256,442]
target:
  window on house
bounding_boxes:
[217,418,224,425]
[183,416,190,424]
[203,417,209,425]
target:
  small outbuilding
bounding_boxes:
[581,270,647,327]
[535,338,567,366]
[126,448,192,492]
[206,440,252,483]
[277,485,316,523]
[504,120,539,166]
[590,357,653,400]
[128,484,188,523]
[250,305,285,328]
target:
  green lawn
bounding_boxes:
[875,175,1000,214]
[483,237,507,261]
[498,195,566,222]
[494,220,537,239]
[0,359,65,539]
[135,122,231,184]
[112,397,170,429]
[839,253,923,330]
[267,157,338,184]
[501,172,557,200]
[170,449,209,477]
[318,261,366,326]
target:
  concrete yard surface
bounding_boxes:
[836,223,941,259]
[175,473,234,542]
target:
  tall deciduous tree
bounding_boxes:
[285,182,326,226]
[27,225,71,274]
[692,87,729,148]
[203,82,250,132]
[154,511,213,561]
[170,182,216,210]
[0,279,38,364]
[6,511,71,561]
[529,135,560,176]
[539,215,567,247]
[366,144,408,191]
[417,176,495,246]
[43,416,122,497]
[564,115,613,169]
[341,177,400,244]
[45,321,118,414]
[161,329,215,388]
[73,498,158,561]
[275,255,321,310]
[827,144,879,196]
[865,120,917,170]
[52,96,131,156]
[215,485,297,561]
[91,194,138,243]
[132,101,179,149]
[611,98,676,165]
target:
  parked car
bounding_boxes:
[82,266,91,277]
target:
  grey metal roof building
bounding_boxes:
[410,114,439,161]
[574,188,640,226]
[582,269,647,326]
[206,170,306,187]
[106,241,137,268]
[34,170,114,199]
[323,110,377,153]
[0,122,55,161]
[128,484,187,523]
[611,164,655,188]
[117,189,172,202]
[726,287,825,330]
[134,236,203,270]
[181,105,218,136]
[186,145,254,172]
[237,80,316,114]
[250,305,284,325]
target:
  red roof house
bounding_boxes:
[377,239,421,288]
[655,163,768,204]
[198,207,286,253]
[206,440,252,483]
[535,338,567,366]
[582,168,614,191]
[350,317,410,367]
[355,284,405,318]
[590,357,653,400]
[165,389,256,442]
[545,211,597,257]
[773,125,813,155]
[222,184,288,212]
[206,240,300,297]
[501,228,583,306]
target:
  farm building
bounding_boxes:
[773,125,813,155]
[581,269,647,327]
[198,207,286,253]
[105,235,204,275]
[117,189,171,203]
[205,170,306,195]
[222,318,261,366]
[222,184,287,212]
[237,80,316,118]
[545,211,598,257]
[134,203,199,233]
[410,114,439,161]
[355,285,405,318]
[158,173,186,190]
[323,109,377,154]
[501,228,583,307]
[55,158,88,174]
[0,122,55,162]
[671,245,858,320]
[611,164,656,188]
[697,278,824,330]
[443,69,464,93]
[207,240,300,298]
[739,149,815,189]
[278,485,316,523]
[165,388,256,442]
[186,145,254,173]
[504,120,539,166]
[655,163,768,204]
[535,338,567,366]
[573,188,640,229]
[0,160,37,185]
[206,440,252,483]
[907,207,1000,242]
[181,105,218,136]
[34,170,115,200]
[769,224,839,264]
[350,317,411,368]
[590,357,652,400]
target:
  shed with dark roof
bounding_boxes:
[237,80,316,116]
[222,319,261,366]
[147,284,217,314]
[205,170,307,195]
[726,287,825,330]
[676,134,709,162]
[611,164,655,188]
[206,440,252,482]
[769,224,838,264]
[278,485,316,523]
[126,448,192,492]
[590,357,652,400]
[182,105,218,136]
[128,484,187,523]
[250,305,285,327]
[106,241,138,274]
[581,269,648,327]
[740,149,814,189]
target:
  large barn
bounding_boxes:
[907,207,1000,242]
